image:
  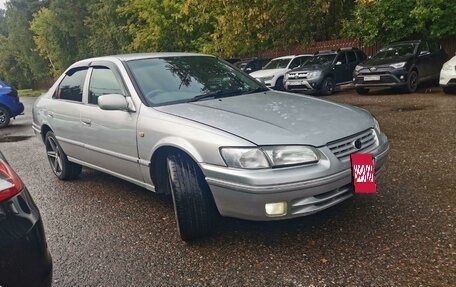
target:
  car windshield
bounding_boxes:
[263,58,292,69]
[126,56,266,106]
[373,43,417,58]
[305,54,336,65]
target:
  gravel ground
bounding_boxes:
[0,87,455,287]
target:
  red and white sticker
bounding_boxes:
[350,153,377,193]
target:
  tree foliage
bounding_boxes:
[344,0,456,45]
[0,0,454,87]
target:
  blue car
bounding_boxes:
[0,80,24,128]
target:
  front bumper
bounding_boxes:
[354,68,408,88]
[439,68,456,87]
[203,134,390,221]
[284,78,322,92]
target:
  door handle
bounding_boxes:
[81,119,92,126]
[48,112,54,118]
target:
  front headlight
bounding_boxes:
[220,146,319,169]
[307,70,322,79]
[262,146,319,167]
[355,65,363,72]
[390,62,406,69]
[259,76,274,82]
[373,117,381,134]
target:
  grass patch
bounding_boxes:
[17,89,47,97]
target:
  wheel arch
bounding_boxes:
[149,141,205,194]
[41,124,53,142]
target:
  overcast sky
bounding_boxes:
[0,0,6,10]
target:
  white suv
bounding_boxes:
[250,54,312,90]
[440,55,456,94]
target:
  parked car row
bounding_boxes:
[245,39,451,96]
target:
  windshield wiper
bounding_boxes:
[243,86,269,94]
[188,89,245,102]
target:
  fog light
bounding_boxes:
[265,202,287,217]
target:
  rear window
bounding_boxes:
[55,69,88,102]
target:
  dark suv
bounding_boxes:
[284,47,366,95]
[353,40,447,94]
[234,58,271,74]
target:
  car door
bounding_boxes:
[428,40,445,78]
[334,52,350,83]
[416,41,432,79]
[79,62,143,182]
[346,51,358,80]
[45,67,88,159]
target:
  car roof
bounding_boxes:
[72,52,214,67]
[388,40,422,46]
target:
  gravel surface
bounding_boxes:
[0,87,455,287]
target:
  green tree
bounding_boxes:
[85,0,131,56]
[31,0,95,76]
[0,0,50,88]
[343,0,418,45]
[412,0,456,39]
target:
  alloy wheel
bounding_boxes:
[46,137,63,176]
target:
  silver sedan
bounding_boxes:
[32,53,389,241]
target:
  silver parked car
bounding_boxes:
[32,53,389,241]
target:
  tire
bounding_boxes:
[274,76,285,91]
[356,87,369,95]
[319,77,335,96]
[442,86,455,94]
[45,131,82,180]
[0,106,11,128]
[404,70,418,93]
[167,153,217,241]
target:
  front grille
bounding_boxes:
[288,72,308,79]
[290,183,353,215]
[327,129,378,160]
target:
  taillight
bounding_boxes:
[0,159,24,202]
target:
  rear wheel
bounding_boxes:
[356,87,369,95]
[45,131,82,180]
[167,153,217,241]
[404,70,418,93]
[0,106,11,128]
[320,77,335,96]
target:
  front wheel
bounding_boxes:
[167,153,218,241]
[274,76,285,91]
[442,86,456,94]
[356,87,369,95]
[404,70,418,93]
[45,131,82,180]
[0,106,11,128]
[319,77,335,96]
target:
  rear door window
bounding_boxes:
[336,52,347,64]
[347,51,357,63]
[54,69,88,102]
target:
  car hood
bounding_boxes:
[289,63,330,72]
[156,91,373,146]
[250,69,288,78]
[363,55,413,67]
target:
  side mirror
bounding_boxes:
[336,61,342,65]
[419,50,431,56]
[98,94,128,111]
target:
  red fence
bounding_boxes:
[254,37,456,58]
